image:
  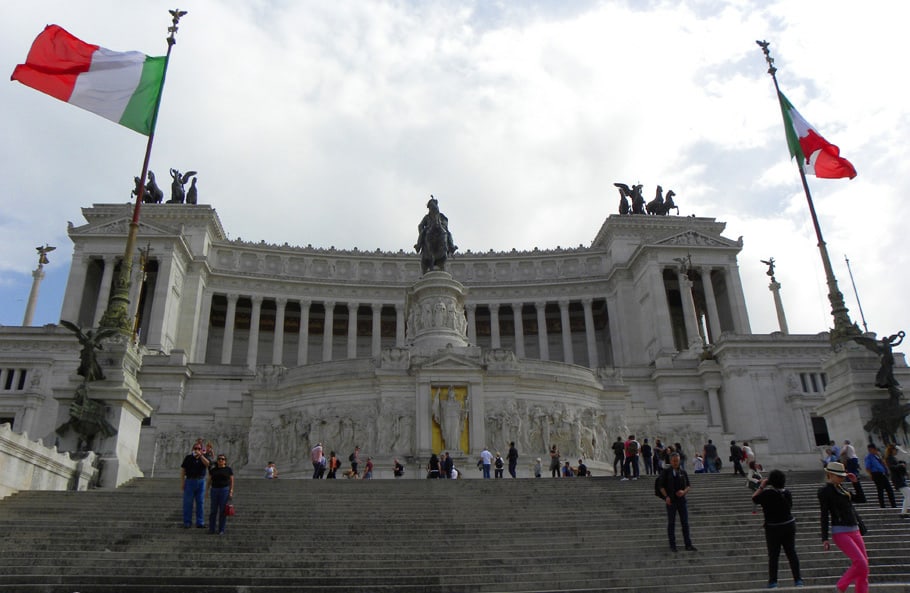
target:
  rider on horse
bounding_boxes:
[415,196,457,273]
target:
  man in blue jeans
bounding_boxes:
[181,443,210,528]
[479,447,493,479]
[658,452,697,552]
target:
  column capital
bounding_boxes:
[488,302,500,312]
[372,302,383,313]
[557,299,570,308]
[275,297,288,307]
[511,302,524,311]
[347,301,360,312]
[465,303,477,313]
[300,299,312,310]
[324,301,336,310]
[251,295,264,306]
[534,300,548,310]
[226,293,240,304]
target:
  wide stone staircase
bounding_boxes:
[0,470,908,593]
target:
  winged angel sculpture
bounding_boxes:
[851,331,908,443]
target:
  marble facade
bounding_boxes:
[2,202,899,480]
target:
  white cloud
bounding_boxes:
[1,0,907,348]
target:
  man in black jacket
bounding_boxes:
[658,452,697,552]
[730,440,746,476]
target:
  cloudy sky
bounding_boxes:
[2,1,907,351]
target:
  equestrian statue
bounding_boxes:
[415,195,457,275]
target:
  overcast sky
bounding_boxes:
[2,1,907,353]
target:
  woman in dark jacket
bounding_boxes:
[818,462,868,593]
[426,453,440,478]
[753,469,802,588]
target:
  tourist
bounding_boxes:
[818,461,869,593]
[674,442,688,471]
[577,458,588,477]
[752,469,803,588]
[311,442,323,479]
[562,460,574,477]
[442,451,454,479]
[480,446,494,479]
[549,444,560,478]
[427,453,440,478]
[703,439,719,473]
[393,457,405,478]
[534,457,542,478]
[612,437,625,477]
[641,438,653,475]
[363,456,374,479]
[884,444,909,517]
[180,442,210,528]
[494,452,504,478]
[349,446,360,478]
[203,441,216,466]
[327,451,340,479]
[507,441,519,478]
[742,442,756,468]
[207,453,234,535]
[657,452,696,552]
[864,443,896,508]
[840,440,867,502]
[693,454,706,474]
[653,439,666,473]
[730,440,746,476]
[264,461,278,479]
[624,435,641,480]
[748,462,764,514]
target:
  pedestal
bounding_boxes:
[815,343,885,444]
[55,336,152,488]
[407,271,469,355]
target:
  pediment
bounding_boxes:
[69,217,177,237]
[654,230,738,249]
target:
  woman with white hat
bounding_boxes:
[817,461,869,593]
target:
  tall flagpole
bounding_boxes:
[756,40,861,343]
[100,9,187,332]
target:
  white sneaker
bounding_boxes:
[620,477,629,481]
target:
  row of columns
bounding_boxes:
[666,264,749,349]
[464,299,600,366]
[62,255,172,348]
[0,368,27,391]
[197,296,408,367]
[198,294,604,368]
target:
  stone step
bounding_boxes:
[0,471,907,593]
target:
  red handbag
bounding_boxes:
[225,499,235,516]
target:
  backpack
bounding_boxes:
[628,441,639,456]
[349,453,355,462]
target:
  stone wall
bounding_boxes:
[0,423,98,499]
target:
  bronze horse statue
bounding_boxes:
[415,196,457,274]
[646,185,680,216]
[143,171,164,204]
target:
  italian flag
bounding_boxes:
[778,92,856,179]
[11,25,166,136]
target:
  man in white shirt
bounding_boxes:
[479,447,494,479]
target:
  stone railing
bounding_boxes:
[0,423,98,500]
